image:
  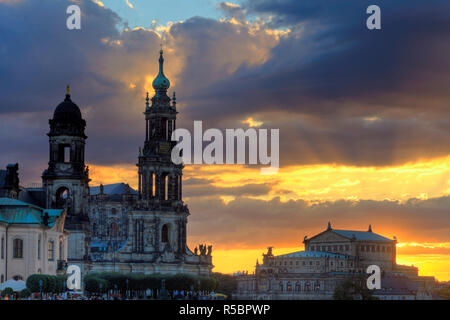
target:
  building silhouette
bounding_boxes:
[235,222,436,299]
[2,49,213,278]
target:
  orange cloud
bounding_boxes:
[206,244,450,281]
[88,155,450,281]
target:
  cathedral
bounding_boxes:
[2,49,213,277]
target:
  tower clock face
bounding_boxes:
[58,163,71,172]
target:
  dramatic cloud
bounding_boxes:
[1,0,450,279]
[3,0,450,177]
[187,195,450,248]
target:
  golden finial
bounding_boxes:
[159,42,163,55]
[66,85,70,95]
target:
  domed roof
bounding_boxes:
[53,86,82,121]
[152,49,170,91]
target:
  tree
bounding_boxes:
[20,288,32,299]
[212,272,237,297]
[435,285,450,300]
[26,274,43,293]
[199,276,218,292]
[333,276,377,300]
[166,274,195,291]
[26,274,66,293]
[84,277,109,294]
[1,287,14,297]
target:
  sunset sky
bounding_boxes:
[1,0,450,281]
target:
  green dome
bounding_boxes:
[152,49,170,91]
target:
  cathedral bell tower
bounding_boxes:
[138,49,183,206]
[137,49,187,256]
[42,86,90,261]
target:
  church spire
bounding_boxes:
[65,84,72,101]
[152,48,170,93]
[172,91,176,109]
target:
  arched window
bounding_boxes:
[59,240,63,260]
[0,274,3,283]
[314,281,320,291]
[295,282,301,292]
[279,282,283,292]
[134,220,144,252]
[287,282,292,291]
[152,173,156,197]
[111,208,117,215]
[13,238,23,258]
[38,236,41,260]
[1,237,4,259]
[48,240,55,261]
[164,175,169,200]
[178,175,182,200]
[56,187,70,209]
[110,222,119,238]
[161,224,169,243]
[305,282,311,292]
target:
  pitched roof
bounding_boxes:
[332,229,393,242]
[276,251,347,259]
[0,197,63,227]
[90,183,138,195]
[373,275,420,295]
[18,188,46,208]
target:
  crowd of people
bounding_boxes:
[2,290,227,300]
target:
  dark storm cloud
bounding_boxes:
[2,0,450,184]
[0,0,122,112]
[176,0,450,166]
[0,0,159,181]
[187,195,450,247]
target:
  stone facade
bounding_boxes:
[41,86,91,271]
[84,50,213,276]
[2,50,213,280]
[235,222,435,300]
[0,198,68,283]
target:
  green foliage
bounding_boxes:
[166,274,196,291]
[83,272,219,293]
[212,273,237,296]
[26,274,66,293]
[55,275,68,293]
[20,288,32,298]
[199,276,218,292]
[435,285,450,300]
[26,274,43,293]
[1,287,14,297]
[84,277,109,293]
[333,276,377,300]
